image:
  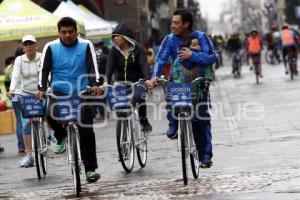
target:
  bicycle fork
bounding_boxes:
[132,110,148,149]
[177,115,191,152]
[177,116,197,157]
[66,124,86,177]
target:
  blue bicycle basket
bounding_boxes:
[54,96,81,122]
[168,82,193,109]
[133,83,147,101]
[107,85,129,110]
[19,95,45,118]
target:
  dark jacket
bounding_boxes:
[226,37,242,52]
[106,23,150,83]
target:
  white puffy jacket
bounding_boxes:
[10,52,41,94]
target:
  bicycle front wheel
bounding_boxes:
[39,121,48,175]
[116,119,134,172]
[69,125,81,196]
[32,121,42,179]
[179,119,188,185]
[136,127,148,168]
[187,121,199,179]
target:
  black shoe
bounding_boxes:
[140,118,152,133]
[0,146,4,153]
[295,70,298,75]
[86,171,101,183]
[200,159,213,168]
[285,70,288,75]
[167,131,178,139]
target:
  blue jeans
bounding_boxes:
[166,89,212,161]
[12,101,25,151]
[191,90,213,161]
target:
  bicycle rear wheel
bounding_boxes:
[179,119,188,185]
[265,50,274,64]
[254,64,259,84]
[39,121,47,175]
[136,128,148,168]
[32,121,42,180]
[290,63,294,80]
[256,73,259,84]
[69,125,81,196]
[116,119,134,172]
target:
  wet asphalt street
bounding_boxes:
[1,59,300,199]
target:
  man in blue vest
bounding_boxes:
[37,17,102,182]
[146,9,216,168]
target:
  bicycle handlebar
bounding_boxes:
[103,79,148,89]
[45,87,95,99]
[154,76,212,85]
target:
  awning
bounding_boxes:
[0,0,85,42]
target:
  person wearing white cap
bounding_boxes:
[8,34,41,167]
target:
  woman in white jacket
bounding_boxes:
[9,35,41,167]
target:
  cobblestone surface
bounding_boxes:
[1,60,300,199]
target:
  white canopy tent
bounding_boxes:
[77,4,118,29]
[53,1,112,38]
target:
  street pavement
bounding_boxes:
[1,58,300,199]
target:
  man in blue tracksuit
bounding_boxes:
[147,8,216,168]
[37,17,102,182]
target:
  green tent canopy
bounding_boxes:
[0,0,85,42]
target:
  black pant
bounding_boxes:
[282,46,297,68]
[132,98,147,119]
[46,91,98,171]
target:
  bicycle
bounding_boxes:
[156,77,205,185]
[17,92,48,180]
[48,89,93,196]
[232,51,242,78]
[265,48,281,65]
[106,80,149,172]
[251,53,261,84]
[285,48,298,80]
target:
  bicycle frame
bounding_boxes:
[107,80,148,147]
[107,80,149,171]
[15,93,48,179]
[66,122,85,177]
[31,117,48,155]
[157,77,204,184]
[47,90,93,195]
[177,112,195,153]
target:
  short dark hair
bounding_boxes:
[173,8,193,30]
[182,34,194,47]
[57,17,77,31]
[14,47,24,57]
[5,56,15,65]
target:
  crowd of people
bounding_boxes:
[208,24,300,79]
[2,6,299,191]
[0,8,216,186]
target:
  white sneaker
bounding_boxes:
[20,155,34,168]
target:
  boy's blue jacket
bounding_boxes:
[152,30,216,78]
